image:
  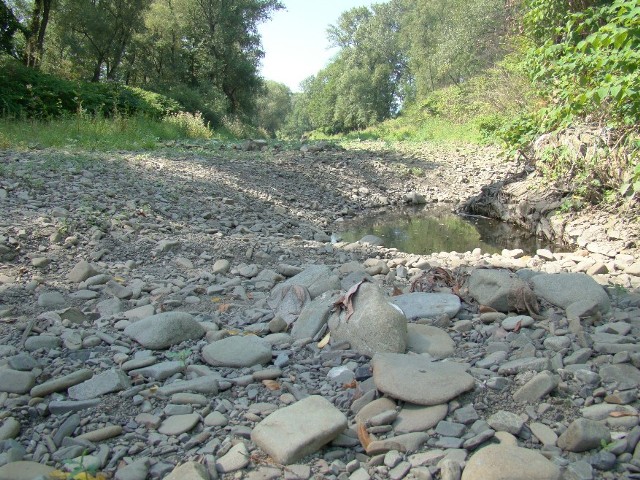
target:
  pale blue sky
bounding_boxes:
[258,0,380,92]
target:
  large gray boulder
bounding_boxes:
[462,444,560,480]
[124,312,205,349]
[328,282,407,356]
[530,272,610,315]
[275,265,340,299]
[468,269,538,313]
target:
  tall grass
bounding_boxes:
[0,111,215,150]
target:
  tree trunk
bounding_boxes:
[23,0,52,68]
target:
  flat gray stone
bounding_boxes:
[114,458,149,480]
[48,399,101,415]
[124,312,205,349]
[0,461,56,480]
[366,432,430,455]
[406,324,455,359]
[30,368,93,398]
[531,273,610,314]
[513,370,559,403]
[202,336,272,368]
[158,413,200,435]
[328,283,407,357]
[216,443,249,473]
[278,265,340,299]
[391,292,461,320]
[164,461,209,480]
[67,260,99,283]
[37,291,66,308]
[251,395,347,464]
[155,375,219,396]
[268,284,311,325]
[291,293,335,340]
[0,417,20,440]
[461,445,560,480]
[0,369,35,394]
[372,353,474,405]
[530,422,558,446]
[129,361,184,381]
[487,410,524,435]
[497,357,550,376]
[599,363,640,388]
[68,369,130,400]
[393,404,448,434]
[557,418,610,452]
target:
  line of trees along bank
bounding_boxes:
[1,0,283,124]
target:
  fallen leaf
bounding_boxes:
[218,303,231,313]
[317,332,331,349]
[211,296,222,303]
[513,320,522,333]
[114,276,126,283]
[609,411,639,418]
[262,380,281,391]
[343,379,358,389]
[333,279,366,322]
[357,421,371,449]
[479,305,497,313]
[392,286,403,296]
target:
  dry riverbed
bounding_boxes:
[0,140,639,480]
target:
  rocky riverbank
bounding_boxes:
[0,140,639,480]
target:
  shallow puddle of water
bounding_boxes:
[337,207,556,256]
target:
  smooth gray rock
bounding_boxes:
[391,292,461,320]
[267,284,311,325]
[468,269,537,313]
[158,413,200,436]
[155,375,219,396]
[0,369,35,394]
[277,265,340,299]
[599,363,640,388]
[68,369,130,400]
[114,458,149,480]
[0,418,20,440]
[202,336,272,368]
[497,357,550,376]
[129,361,184,381]
[164,461,209,480]
[67,260,99,283]
[513,370,559,403]
[37,291,66,308]
[359,235,384,246]
[0,461,56,480]
[557,418,611,452]
[30,368,93,397]
[216,443,249,473]
[393,404,448,434]
[328,283,407,357]
[372,353,474,405]
[487,410,524,435]
[124,312,205,349]
[406,324,455,359]
[531,273,610,314]
[291,293,335,340]
[251,395,347,464]
[366,432,430,455]
[461,445,560,480]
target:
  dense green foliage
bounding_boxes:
[0,56,180,118]
[1,0,282,125]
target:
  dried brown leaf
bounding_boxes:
[333,279,366,322]
[343,379,358,389]
[357,421,371,449]
[392,287,403,297]
[262,380,281,391]
[479,305,497,313]
[513,320,522,333]
[609,411,639,418]
[218,303,231,313]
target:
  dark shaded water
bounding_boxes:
[338,207,557,255]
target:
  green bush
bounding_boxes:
[0,56,181,119]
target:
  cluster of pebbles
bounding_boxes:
[0,141,639,480]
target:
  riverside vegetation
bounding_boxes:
[0,0,639,479]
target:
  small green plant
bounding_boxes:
[52,449,104,480]
[167,348,192,367]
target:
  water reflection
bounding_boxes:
[338,207,556,255]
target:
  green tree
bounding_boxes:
[254,80,292,136]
